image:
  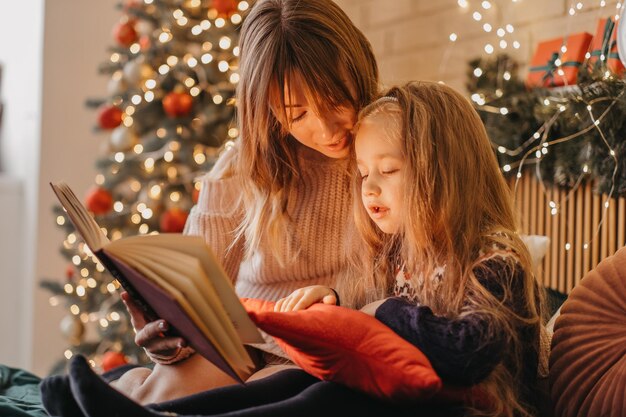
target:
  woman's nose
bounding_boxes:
[315,115,341,141]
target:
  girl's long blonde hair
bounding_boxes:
[338,82,543,417]
[215,0,378,264]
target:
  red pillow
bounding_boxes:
[242,298,442,402]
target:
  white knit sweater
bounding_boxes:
[184,142,353,302]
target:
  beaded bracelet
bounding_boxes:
[146,345,196,365]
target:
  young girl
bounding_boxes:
[276,82,544,417]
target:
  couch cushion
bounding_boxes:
[550,246,626,417]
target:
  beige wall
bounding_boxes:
[334,0,623,92]
[0,0,118,375]
[32,0,120,376]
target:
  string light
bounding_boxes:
[219,36,232,49]
[218,60,230,72]
[501,91,625,250]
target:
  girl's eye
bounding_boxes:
[382,169,399,175]
[360,173,368,180]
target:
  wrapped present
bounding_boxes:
[526,32,593,88]
[588,17,625,76]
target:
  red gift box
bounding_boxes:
[526,32,593,88]
[588,17,625,76]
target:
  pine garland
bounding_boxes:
[468,54,626,197]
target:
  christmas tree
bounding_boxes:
[41,0,250,375]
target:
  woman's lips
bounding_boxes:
[323,135,348,152]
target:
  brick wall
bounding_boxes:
[334,0,623,93]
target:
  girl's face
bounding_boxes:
[355,114,405,234]
[280,76,356,159]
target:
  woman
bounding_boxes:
[114,0,381,403]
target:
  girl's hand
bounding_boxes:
[274,286,337,312]
[121,291,187,357]
[359,299,388,316]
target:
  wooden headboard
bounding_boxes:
[510,175,625,294]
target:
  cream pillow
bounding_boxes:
[520,234,550,271]
[520,234,551,378]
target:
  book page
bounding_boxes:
[109,248,253,379]
[50,182,109,251]
[112,245,255,373]
[115,234,263,344]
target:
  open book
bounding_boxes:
[50,182,264,383]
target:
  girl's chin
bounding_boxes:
[371,219,400,235]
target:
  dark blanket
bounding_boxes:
[0,365,47,417]
[39,356,466,417]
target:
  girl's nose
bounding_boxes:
[362,177,380,196]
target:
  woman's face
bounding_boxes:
[278,76,356,159]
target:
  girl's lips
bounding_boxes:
[368,205,389,219]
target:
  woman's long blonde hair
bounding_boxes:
[338,82,543,417]
[214,0,379,264]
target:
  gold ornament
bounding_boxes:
[60,315,85,346]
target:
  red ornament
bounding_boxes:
[85,187,114,215]
[97,105,123,130]
[162,92,194,118]
[101,351,128,372]
[65,264,75,281]
[139,35,151,51]
[123,0,141,11]
[213,0,237,16]
[160,208,189,233]
[113,20,138,47]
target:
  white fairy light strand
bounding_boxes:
[508,90,624,249]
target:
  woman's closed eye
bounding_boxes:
[290,111,307,123]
